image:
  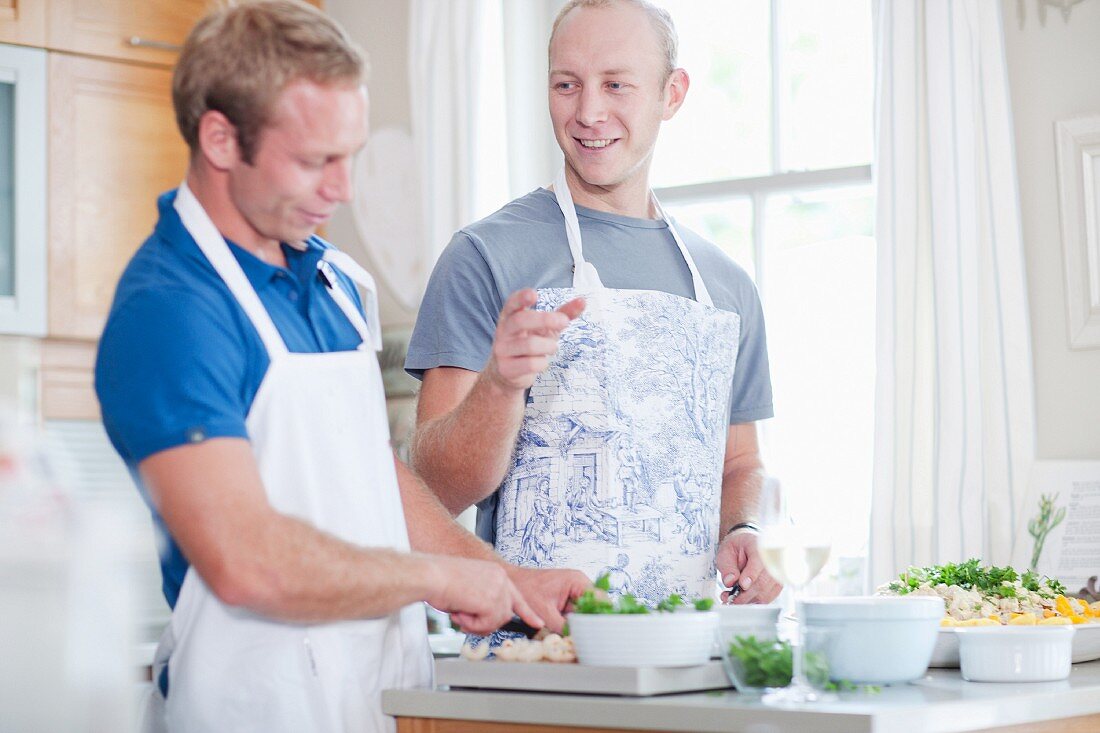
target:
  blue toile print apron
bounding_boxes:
[492,168,741,604]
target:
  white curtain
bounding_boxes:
[407,0,508,292]
[869,0,1037,587]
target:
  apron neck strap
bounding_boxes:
[320,250,383,352]
[174,181,289,358]
[551,167,714,307]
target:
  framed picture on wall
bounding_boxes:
[1055,114,1100,349]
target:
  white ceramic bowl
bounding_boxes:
[716,604,782,643]
[566,610,719,667]
[956,626,1075,682]
[931,623,1100,667]
[800,596,944,684]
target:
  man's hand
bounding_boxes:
[716,531,782,605]
[482,289,585,392]
[424,556,543,636]
[506,565,592,633]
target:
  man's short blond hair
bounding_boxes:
[173,0,366,164]
[549,0,678,84]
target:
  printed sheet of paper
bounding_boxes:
[1014,461,1100,595]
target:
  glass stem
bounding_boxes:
[791,586,807,687]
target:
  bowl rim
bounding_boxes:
[953,625,1076,637]
[715,603,783,613]
[801,595,945,620]
[566,609,718,622]
[942,622,1097,633]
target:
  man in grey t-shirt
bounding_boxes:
[406,0,780,615]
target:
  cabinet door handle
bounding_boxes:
[126,36,183,52]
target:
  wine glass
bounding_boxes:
[757,513,835,705]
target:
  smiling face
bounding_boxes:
[548,1,686,206]
[227,79,368,245]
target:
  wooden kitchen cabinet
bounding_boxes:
[0,0,46,47]
[47,52,188,340]
[47,0,208,66]
[47,0,325,66]
[40,338,98,419]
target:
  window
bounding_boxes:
[652,0,876,564]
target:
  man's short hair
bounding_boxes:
[172,0,366,164]
[549,0,678,84]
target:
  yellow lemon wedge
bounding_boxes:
[1038,616,1073,625]
[959,618,999,627]
[1008,613,1038,625]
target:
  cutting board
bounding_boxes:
[434,658,731,697]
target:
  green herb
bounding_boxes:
[572,575,716,615]
[656,594,684,612]
[727,636,795,688]
[572,588,615,614]
[726,636,881,694]
[725,637,831,688]
[890,560,1065,600]
[617,594,649,614]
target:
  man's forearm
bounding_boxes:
[717,451,761,530]
[719,430,766,534]
[720,464,764,533]
[221,511,441,623]
[396,455,499,562]
[410,372,526,514]
[142,440,444,624]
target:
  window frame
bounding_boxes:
[652,0,874,291]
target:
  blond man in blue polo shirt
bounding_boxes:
[95,3,587,731]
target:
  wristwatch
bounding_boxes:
[724,521,761,537]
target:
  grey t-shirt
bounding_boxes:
[405,187,774,541]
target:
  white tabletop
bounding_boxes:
[382,660,1100,732]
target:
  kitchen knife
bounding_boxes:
[498,616,543,639]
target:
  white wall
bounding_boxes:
[326,0,561,329]
[325,0,417,327]
[1002,0,1100,459]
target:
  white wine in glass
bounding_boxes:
[759,544,830,588]
[758,519,834,705]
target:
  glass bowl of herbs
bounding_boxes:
[721,633,833,695]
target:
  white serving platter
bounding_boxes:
[929,623,1100,668]
[434,658,731,697]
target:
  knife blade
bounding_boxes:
[498,616,543,639]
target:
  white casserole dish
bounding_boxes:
[931,623,1100,667]
[955,626,1075,682]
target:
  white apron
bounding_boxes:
[144,182,432,733]
[494,169,741,603]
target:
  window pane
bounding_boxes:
[666,197,754,276]
[651,1,772,187]
[778,0,873,171]
[760,185,874,560]
[0,81,14,297]
[764,184,873,253]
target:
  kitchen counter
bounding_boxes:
[382,660,1100,732]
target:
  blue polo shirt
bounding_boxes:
[95,189,367,609]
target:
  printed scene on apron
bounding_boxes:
[495,288,741,603]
